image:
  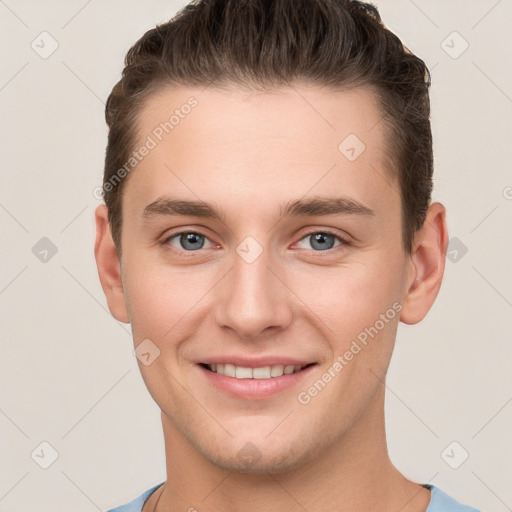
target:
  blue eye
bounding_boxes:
[165,232,214,251]
[296,231,344,251]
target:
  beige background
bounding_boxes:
[0,0,511,510]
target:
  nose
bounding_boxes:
[213,242,294,340]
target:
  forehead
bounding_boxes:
[136,83,386,154]
[124,83,399,226]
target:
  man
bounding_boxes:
[95,0,482,510]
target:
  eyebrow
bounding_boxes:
[141,195,375,222]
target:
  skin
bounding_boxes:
[95,84,448,511]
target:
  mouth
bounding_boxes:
[199,362,316,379]
[197,361,318,399]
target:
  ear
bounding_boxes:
[94,204,130,324]
[400,202,449,324]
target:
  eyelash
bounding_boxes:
[160,229,351,257]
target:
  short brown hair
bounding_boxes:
[103,0,433,257]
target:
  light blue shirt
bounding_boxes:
[106,482,483,511]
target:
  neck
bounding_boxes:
[153,385,430,512]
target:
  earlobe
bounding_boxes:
[400,202,449,325]
[94,204,130,324]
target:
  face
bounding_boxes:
[99,84,420,473]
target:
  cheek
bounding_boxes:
[122,265,200,409]
[122,259,220,352]
[123,264,185,340]
[287,258,402,342]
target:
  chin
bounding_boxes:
[197,436,319,475]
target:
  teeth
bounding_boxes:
[253,366,271,379]
[284,365,295,375]
[208,363,304,379]
[270,364,284,377]
[235,366,253,379]
[224,363,236,377]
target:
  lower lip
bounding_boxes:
[197,364,317,400]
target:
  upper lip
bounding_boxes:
[199,356,316,367]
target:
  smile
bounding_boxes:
[202,363,312,379]
[198,361,317,399]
